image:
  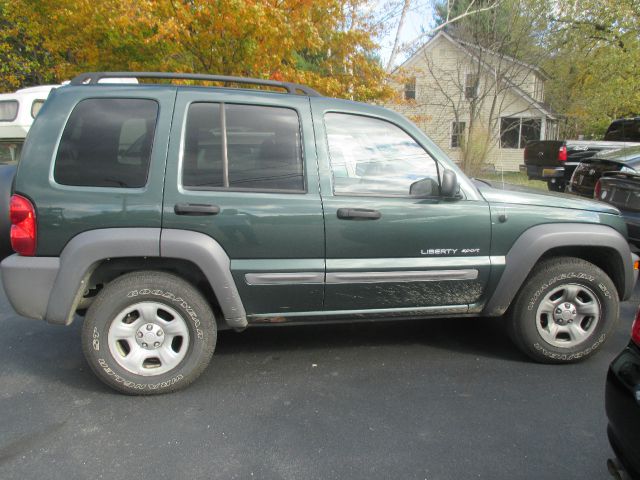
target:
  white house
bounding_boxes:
[388,31,558,172]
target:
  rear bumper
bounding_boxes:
[1,254,60,320]
[605,343,640,478]
[522,163,580,181]
[521,164,565,179]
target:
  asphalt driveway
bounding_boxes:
[1,278,636,480]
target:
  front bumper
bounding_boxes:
[605,342,640,478]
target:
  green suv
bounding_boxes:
[3,72,638,394]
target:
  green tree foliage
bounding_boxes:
[432,0,552,60]
[544,0,640,138]
[0,0,392,101]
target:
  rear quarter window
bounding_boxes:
[53,98,159,188]
[31,99,45,118]
[0,100,18,121]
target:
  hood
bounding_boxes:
[475,182,619,214]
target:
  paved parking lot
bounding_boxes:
[1,279,636,480]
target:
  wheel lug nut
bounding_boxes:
[157,331,163,336]
[142,342,148,348]
[146,324,153,331]
[154,342,160,347]
[565,303,571,308]
[137,332,143,338]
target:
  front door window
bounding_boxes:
[324,113,439,197]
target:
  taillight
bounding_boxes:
[632,308,640,346]
[9,194,37,256]
[558,145,567,162]
[594,179,602,199]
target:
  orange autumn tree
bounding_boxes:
[0,0,392,101]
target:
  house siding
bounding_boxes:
[388,33,552,172]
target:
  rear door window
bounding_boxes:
[54,98,159,188]
[182,103,304,192]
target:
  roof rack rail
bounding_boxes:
[69,72,322,97]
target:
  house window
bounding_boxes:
[500,117,542,148]
[451,121,466,148]
[534,77,544,102]
[404,78,416,100]
[465,73,479,99]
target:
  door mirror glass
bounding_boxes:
[440,169,459,197]
[409,177,439,197]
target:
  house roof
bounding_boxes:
[393,31,556,119]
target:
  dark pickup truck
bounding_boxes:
[521,118,640,191]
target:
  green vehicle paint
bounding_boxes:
[9,81,635,321]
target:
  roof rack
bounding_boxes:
[69,72,321,97]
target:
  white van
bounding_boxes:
[0,85,59,165]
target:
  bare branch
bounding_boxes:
[386,0,411,72]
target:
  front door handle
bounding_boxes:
[336,208,382,220]
[174,203,221,216]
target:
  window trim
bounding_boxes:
[178,101,308,195]
[0,100,19,122]
[50,96,160,192]
[322,110,443,199]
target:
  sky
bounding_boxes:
[375,0,435,68]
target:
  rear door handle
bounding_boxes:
[174,203,220,216]
[336,208,382,220]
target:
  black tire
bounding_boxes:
[547,180,566,192]
[81,271,216,395]
[508,257,619,363]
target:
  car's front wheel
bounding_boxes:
[81,271,216,394]
[508,257,619,363]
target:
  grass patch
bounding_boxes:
[476,171,548,191]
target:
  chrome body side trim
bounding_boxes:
[325,269,478,284]
[245,272,324,285]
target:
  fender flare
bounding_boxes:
[44,228,247,329]
[160,229,247,329]
[46,228,161,325]
[482,223,637,317]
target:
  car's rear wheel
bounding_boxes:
[508,257,619,363]
[81,271,216,394]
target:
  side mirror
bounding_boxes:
[440,169,459,197]
[409,177,439,197]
